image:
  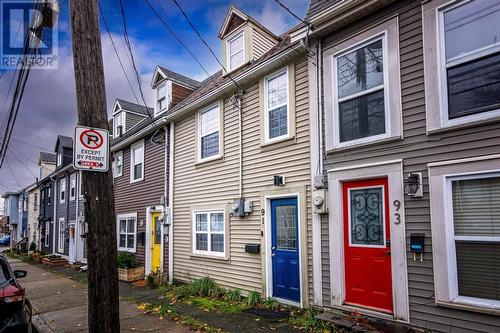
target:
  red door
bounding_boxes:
[343,178,393,313]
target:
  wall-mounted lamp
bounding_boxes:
[404,172,423,198]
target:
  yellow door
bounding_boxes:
[151,213,161,273]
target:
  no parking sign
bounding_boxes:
[73,126,109,172]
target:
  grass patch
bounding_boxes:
[225,289,241,302]
[246,291,261,307]
[190,297,249,314]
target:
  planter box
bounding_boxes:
[42,257,68,267]
[118,267,144,282]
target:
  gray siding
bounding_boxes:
[319,0,500,331]
[125,112,146,131]
[113,129,167,273]
[54,174,69,256]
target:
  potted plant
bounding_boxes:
[146,268,162,288]
[117,252,144,282]
[41,254,68,267]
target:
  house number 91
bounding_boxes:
[393,200,401,225]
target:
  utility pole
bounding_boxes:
[69,1,120,332]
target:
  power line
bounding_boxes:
[144,0,211,77]
[11,137,50,151]
[272,0,312,29]
[170,0,242,92]
[9,144,39,166]
[8,146,37,178]
[98,1,141,105]
[5,157,22,187]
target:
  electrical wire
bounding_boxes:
[272,0,313,29]
[7,146,38,178]
[5,157,22,187]
[170,0,242,92]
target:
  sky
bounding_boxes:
[0,0,310,214]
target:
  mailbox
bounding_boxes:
[245,244,260,254]
[410,233,425,262]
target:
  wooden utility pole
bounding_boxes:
[69,1,120,332]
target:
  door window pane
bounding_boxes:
[350,188,384,245]
[154,217,161,245]
[443,0,500,61]
[339,90,385,142]
[276,205,297,250]
[337,39,384,98]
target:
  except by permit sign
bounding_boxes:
[73,126,109,172]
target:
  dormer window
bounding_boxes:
[227,31,244,71]
[57,153,62,166]
[155,81,172,116]
[114,112,124,137]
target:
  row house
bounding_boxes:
[26,182,39,247]
[292,0,500,332]
[1,191,20,246]
[37,152,56,254]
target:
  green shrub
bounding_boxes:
[262,297,279,310]
[29,242,37,251]
[247,291,261,307]
[191,277,221,298]
[173,284,195,301]
[225,289,241,302]
[117,251,138,269]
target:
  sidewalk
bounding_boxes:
[8,258,191,333]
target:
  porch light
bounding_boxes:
[404,173,422,198]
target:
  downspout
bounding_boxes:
[168,122,174,284]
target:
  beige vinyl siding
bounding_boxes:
[319,0,500,331]
[173,56,312,301]
[252,28,276,60]
[113,130,166,271]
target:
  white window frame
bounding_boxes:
[197,103,222,163]
[192,209,226,258]
[47,186,51,205]
[154,81,172,117]
[130,140,145,183]
[113,151,123,178]
[428,155,500,311]
[59,178,66,203]
[116,212,137,253]
[113,112,125,137]
[332,33,390,148]
[323,17,402,151]
[226,30,245,71]
[56,153,62,166]
[45,221,50,247]
[69,174,76,201]
[423,0,500,132]
[58,217,65,253]
[264,67,290,143]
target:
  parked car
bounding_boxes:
[0,235,10,246]
[0,254,31,332]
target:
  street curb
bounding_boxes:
[32,314,55,333]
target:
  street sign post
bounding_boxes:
[73,126,109,172]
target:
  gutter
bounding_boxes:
[111,43,306,152]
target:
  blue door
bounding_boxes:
[271,198,300,302]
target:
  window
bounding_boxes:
[423,0,500,130]
[18,197,22,213]
[79,173,84,197]
[114,112,124,137]
[47,186,51,205]
[23,196,28,211]
[57,153,62,166]
[193,210,225,257]
[39,163,44,179]
[59,178,66,203]
[227,31,244,71]
[198,104,221,161]
[58,218,65,253]
[70,174,76,201]
[324,18,401,150]
[130,141,144,182]
[155,81,171,115]
[44,221,50,247]
[113,151,123,178]
[429,156,500,310]
[117,213,137,252]
[264,68,289,142]
[34,193,38,211]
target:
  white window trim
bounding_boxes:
[56,153,62,166]
[58,217,65,253]
[332,33,390,148]
[423,0,500,132]
[130,140,145,183]
[59,178,66,203]
[226,30,245,72]
[428,155,500,312]
[45,221,50,247]
[154,81,172,117]
[197,102,222,163]
[113,111,126,138]
[116,212,137,253]
[79,172,84,198]
[264,67,291,143]
[323,17,402,151]
[113,151,123,178]
[192,209,226,258]
[69,174,76,201]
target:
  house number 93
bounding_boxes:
[393,200,401,225]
